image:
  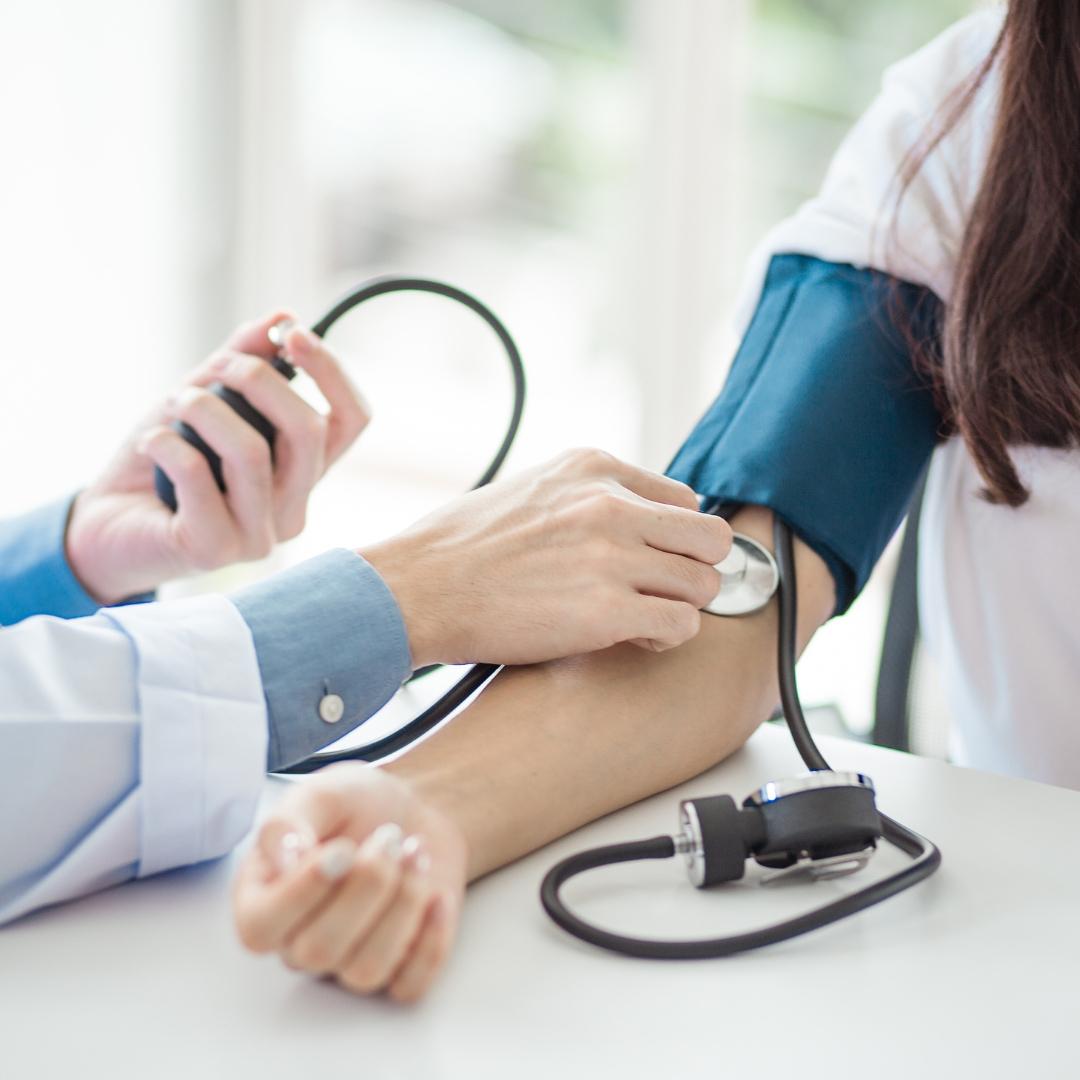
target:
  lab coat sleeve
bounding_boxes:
[0,595,266,926]
[0,495,153,624]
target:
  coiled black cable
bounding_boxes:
[539,518,941,959]
[277,277,523,773]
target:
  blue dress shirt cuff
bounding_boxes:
[0,495,154,626]
[231,549,412,772]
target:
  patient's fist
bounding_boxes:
[232,766,466,1003]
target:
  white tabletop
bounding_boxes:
[2,724,1077,1079]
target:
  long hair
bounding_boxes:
[901,1,1080,505]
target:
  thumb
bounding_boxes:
[224,309,299,360]
[256,782,350,881]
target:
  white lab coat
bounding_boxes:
[0,596,267,925]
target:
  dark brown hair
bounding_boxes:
[901,1,1080,506]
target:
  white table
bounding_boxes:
[2,724,1077,1079]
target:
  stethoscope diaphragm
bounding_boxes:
[703,532,780,616]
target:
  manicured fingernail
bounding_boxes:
[370,822,405,860]
[318,837,357,881]
[275,829,313,873]
[402,835,431,874]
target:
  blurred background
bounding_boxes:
[0,0,979,748]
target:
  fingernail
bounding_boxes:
[402,835,431,874]
[275,829,313,873]
[370,822,405,861]
[318,837,357,881]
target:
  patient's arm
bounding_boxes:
[386,505,835,880]
[232,506,834,1001]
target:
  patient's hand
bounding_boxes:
[233,766,465,1003]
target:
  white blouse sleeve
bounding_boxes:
[734,8,1004,333]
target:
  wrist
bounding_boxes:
[383,755,484,881]
[65,491,122,606]
[360,535,454,670]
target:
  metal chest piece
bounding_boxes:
[703,532,780,616]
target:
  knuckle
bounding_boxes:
[278,508,307,542]
[307,787,342,822]
[667,478,700,510]
[215,537,243,568]
[701,516,734,561]
[694,564,723,605]
[226,354,266,392]
[353,853,395,893]
[579,446,615,473]
[289,935,334,974]
[171,452,206,487]
[175,387,212,424]
[387,980,418,1004]
[560,446,612,475]
[589,490,625,525]
[245,532,274,561]
[581,535,617,568]
[582,589,623,646]
[235,916,273,954]
[340,960,384,995]
[236,437,271,474]
[301,412,325,446]
[671,603,701,640]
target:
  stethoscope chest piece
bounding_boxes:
[703,533,780,616]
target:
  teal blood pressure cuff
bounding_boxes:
[666,253,944,615]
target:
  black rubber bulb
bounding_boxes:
[154,353,298,512]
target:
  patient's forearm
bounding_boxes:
[384,508,834,880]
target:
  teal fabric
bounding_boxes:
[667,254,943,615]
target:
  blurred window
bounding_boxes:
[1,0,977,737]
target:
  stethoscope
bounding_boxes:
[155,276,941,959]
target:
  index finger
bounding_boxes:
[609,461,700,512]
[627,494,733,565]
[283,327,370,464]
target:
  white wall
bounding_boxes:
[0,0,228,515]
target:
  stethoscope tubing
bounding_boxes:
[537,519,941,959]
[278,276,942,961]
[277,276,523,774]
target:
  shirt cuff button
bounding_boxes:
[319,693,345,724]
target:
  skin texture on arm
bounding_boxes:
[385,506,836,880]
[232,505,836,1000]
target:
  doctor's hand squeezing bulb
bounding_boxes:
[154,319,299,512]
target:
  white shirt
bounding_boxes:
[737,6,1080,788]
[0,497,410,926]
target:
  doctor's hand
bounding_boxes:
[233,765,465,1004]
[361,448,732,667]
[65,313,368,604]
